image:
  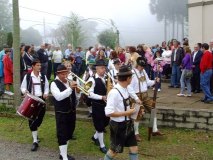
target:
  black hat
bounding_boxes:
[56,64,68,73]
[94,59,107,66]
[31,59,40,66]
[136,56,147,67]
[113,58,121,65]
[117,65,133,76]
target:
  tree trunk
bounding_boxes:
[164,16,167,42]
[172,15,175,39]
[176,20,179,40]
[182,16,184,40]
[12,0,21,108]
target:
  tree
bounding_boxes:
[7,32,13,48]
[0,0,13,49]
[97,29,117,49]
[12,0,21,108]
[21,27,42,46]
[149,0,188,41]
[0,0,13,32]
[54,13,98,50]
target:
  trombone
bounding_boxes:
[67,72,92,96]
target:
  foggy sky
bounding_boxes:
[18,0,164,47]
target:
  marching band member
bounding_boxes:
[109,58,121,84]
[87,59,110,154]
[128,57,163,142]
[104,65,139,160]
[50,65,77,160]
[82,59,96,117]
[20,59,49,151]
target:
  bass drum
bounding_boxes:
[17,93,45,120]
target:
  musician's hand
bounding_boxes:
[102,96,107,101]
[135,99,142,105]
[126,108,136,116]
[70,81,77,89]
[43,94,48,99]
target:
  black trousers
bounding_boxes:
[28,106,46,131]
[55,111,76,146]
[47,60,52,80]
[92,102,109,132]
[191,71,201,91]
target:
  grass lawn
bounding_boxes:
[0,110,212,160]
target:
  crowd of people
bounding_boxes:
[0,38,213,160]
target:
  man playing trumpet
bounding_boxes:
[50,65,77,160]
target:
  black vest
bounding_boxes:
[92,77,107,105]
[26,73,45,95]
[53,80,76,113]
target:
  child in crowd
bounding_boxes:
[3,49,14,95]
[151,51,165,92]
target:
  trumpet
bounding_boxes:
[67,72,92,96]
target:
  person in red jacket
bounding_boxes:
[3,49,13,96]
[200,43,213,103]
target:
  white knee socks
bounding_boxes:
[59,144,68,160]
[32,131,38,143]
[134,121,139,135]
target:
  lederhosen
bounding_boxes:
[53,79,76,145]
[109,88,137,153]
[26,73,46,131]
[91,77,109,132]
[132,69,153,113]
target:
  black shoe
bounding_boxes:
[70,135,76,140]
[31,142,39,151]
[174,85,180,88]
[204,100,213,104]
[194,90,200,93]
[100,147,108,154]
[168,85,174,88]
[59,154,75,160]
[88,113,92,118]
[200,98,206,102]
[91,136,99,146]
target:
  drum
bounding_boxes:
[17,93,45,120]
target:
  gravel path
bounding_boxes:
[0,138,101,160]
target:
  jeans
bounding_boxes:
[200,69,213,101]
[180,69,191,95]
[0,77,4,94]
[171,63,181,87]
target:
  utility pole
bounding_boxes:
[12,0,21,108]
[43,18,46,43]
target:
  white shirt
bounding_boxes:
[50,76,72,101]
[110,68,118,85]
[20,72,49,97]
[193,51,198,62]
[52,50,63,63]
[105,83,131,122]
[173,49,177,61]
[128,68,155,100]
[108,59,115,70]
[47,50,53,60]
[87,73,106,100]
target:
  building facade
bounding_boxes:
[188,0,213,46]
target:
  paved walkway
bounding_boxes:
[0,137,99,160]
[149,83,213,111]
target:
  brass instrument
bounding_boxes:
[106,72,114,95]
[67,72,92,96]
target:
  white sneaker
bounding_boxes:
[158,89,161,92]
[184,94,191,97]
[5,91,14,96]
[177,93,184,97]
